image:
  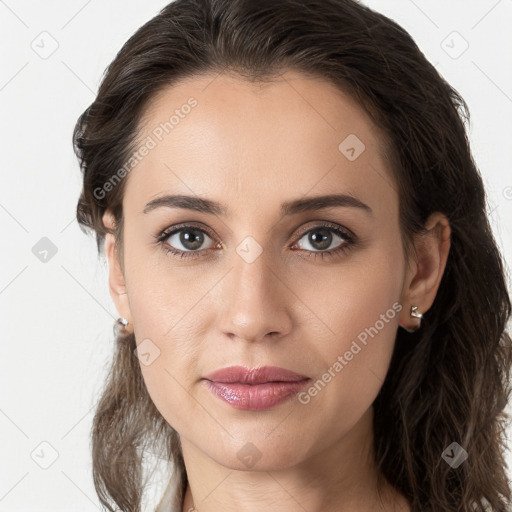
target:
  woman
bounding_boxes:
[73,0,512,510]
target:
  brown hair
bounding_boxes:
[73,0,512,510]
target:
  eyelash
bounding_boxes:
[155,222,357,261]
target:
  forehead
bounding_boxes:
[124,70,397,220]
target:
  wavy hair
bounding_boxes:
[73,0,512,510]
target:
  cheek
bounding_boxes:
[298,235,404,342]
[133,326,203,436]
[124,242,194,337]
[122,251,205,430]
[295,238,404,407]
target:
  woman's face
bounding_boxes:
[108,70,412,470]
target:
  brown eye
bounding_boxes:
[298,227,345,251]
[296,225,351,251]
[291,223,356,261]
[164,227,213,252]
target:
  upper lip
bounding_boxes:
[203,365,309,384]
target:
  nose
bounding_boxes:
[216,246,293,344]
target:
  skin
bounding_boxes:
[102,70,451,512]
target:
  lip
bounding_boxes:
[203,365,309,384]
[202,365,310,411]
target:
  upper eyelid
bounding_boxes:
[294,222,354,239]
[159,222,216,241]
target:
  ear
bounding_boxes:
[399,212,451,332]
[103,210,132,329]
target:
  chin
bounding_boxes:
[207,435,312,473]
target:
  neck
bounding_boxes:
[179,407,410,512]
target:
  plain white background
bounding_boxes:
[1,1,511,510]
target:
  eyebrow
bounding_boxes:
[143,193,373,217]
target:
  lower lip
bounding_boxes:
[203,379,310,411]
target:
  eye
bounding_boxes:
[155,221,356,261]
[157,224,218,259]
[291,223,355,260]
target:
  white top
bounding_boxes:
[155,469,184,512]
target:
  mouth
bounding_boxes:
[202,365,311,411]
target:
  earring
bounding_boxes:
[114,317,130,337]
[402,306,423,333]
[410,306,423,319]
